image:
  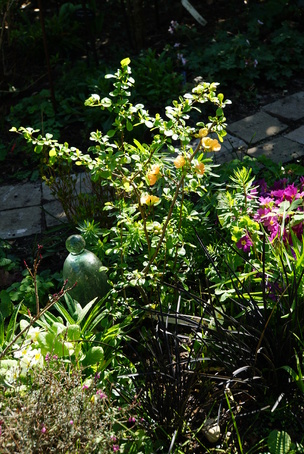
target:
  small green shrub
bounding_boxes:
[0,357,150,453]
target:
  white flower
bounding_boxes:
[26,326,43,343]
[14,346,44,372]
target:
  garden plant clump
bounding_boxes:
[1,55,304,453]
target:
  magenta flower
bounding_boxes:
[236,234,253,252]
[96,390,107,399]
[292,222,303,240]
[258,196,273,207]
[254,206,271,222]
[272,178,288,190]
[113,445,120,451]
[41,426,46,434]
[256,178,267,196]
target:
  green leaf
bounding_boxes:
[100,97,112,108]
[49,148,56,157]
[5,302,22,343]
[0,290,13,318]
[67,324,81,341]
[126,120,133,131]
[268,430,291,454]
[0,311,4,346]
[121,57,131,67]
[107,129,116,138]
[82,346,104,366]
[218,93,224,103]
[54,300,76,325]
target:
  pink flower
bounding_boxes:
[258,196,273,207]
[113,445,120,451]
[41,426,46,434]
[96,390,107,399]
[256,178,267,196]
[236,234,253,253]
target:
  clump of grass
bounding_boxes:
[0,357,141,453]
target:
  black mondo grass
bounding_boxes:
[124,231,304,450]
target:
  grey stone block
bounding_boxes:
[43,200,68,227]
[247,137,304,163]
[262,91,304,121]
[0,206,41,239]
[284,126,304,145]
[0,182,41,210]
[227,111,288,145]
[42,172,92,202]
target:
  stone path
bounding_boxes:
[1,92,304,240]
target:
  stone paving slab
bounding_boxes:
[262,91,304,121]
[0,182,41,210]
[43,200,68,228]
[220,133,246,153]
[284,125,304,145]
[203,133,246,163]
[227,111,288,145]
[0,206,41,239]
[246,137,304,163]
[42,172,92,202]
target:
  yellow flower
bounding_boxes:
[150,164,160,175]
[201,137,221,152]
[201,137,212,150]
[174,155,186,168]
[141,194,160,206]
[198,128,208,138]
[210,139,221,151]
[147,164,160,186]
[195,162,205,175]
[147,173,157,185]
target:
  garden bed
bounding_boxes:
[1,2,304,453]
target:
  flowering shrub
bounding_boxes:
[215,166,304,306]
[12,58,230,310]
[254,178,304,246]
[0,357,151,453]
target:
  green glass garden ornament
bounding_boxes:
[63,234,109,306]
